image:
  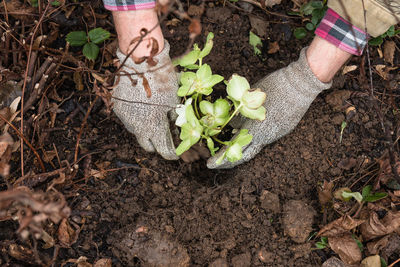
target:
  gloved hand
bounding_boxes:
[207,47,332,169]
[112,41,179,160]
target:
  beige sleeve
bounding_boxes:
[328,0,400,37]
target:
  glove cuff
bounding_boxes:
[292,47,332,95]
[116,40,172,73]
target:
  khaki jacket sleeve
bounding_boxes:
[328,0,400,37]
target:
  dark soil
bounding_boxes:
[1,1,400,266]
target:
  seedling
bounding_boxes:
[174,32,266,164]
[249,31,263,56]
[315,236,328,249]
[339,120,347,143]
[291,0,328,39]
[66,28,111,60]
[341,185,388,204]
[369,25,400,46]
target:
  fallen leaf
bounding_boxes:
[94,259,112,267]
[328,233,362,265]
[0,132,13,158]
[360,211,400,241]
[318,215,365,237]
[8,244,36,264]
[383,40,395,65]
[318,180,334,206]
[375,65,398,80]
[360,255,380,267]
[338,158,357,170]
[342,65,358,75]
[265,0,282,7]
[249,16,269,38]
[268,41,280,54]
[58,218,81,248]
[366,235,389,254]
[188,18,201,39]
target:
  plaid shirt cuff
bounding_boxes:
[315,8,367,56]
[103,0,156,11]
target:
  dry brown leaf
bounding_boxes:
[377,153,400,185]
[338,158,357,170]
[383,40,396,65]
[3,0,36,21]
[94,259,112,267]
[318,180,334,206]
[58,218,81,248]
[249,16,269,38]
[268,41,280,54]
[360,211,400,241]
[361,255,381,267]
[342,65,358,75]
[366,235,389,255]
[265,0,282,7]
[328,233,362,265]
[318,215,365,237]
[8,244,36,265]
[375,65,398,80]
[0,132,13,158]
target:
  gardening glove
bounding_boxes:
[207,47,332,169]
[112,41,179,160]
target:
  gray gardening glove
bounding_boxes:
[113,41,179,160]
[207,47,332,169]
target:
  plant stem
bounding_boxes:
[220,104,243,130]
[193,93,200,119]
[212,136,229,145]
[199,58,202,67]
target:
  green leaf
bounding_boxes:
[66,31,88,46]
[206,137,218,156]
[311,16,319,26]
[88,28,110,44]
[315,242,326,249]
[294,28,307,39]
[312,7,326,21]
[51,1,61,6]
[30,0,38,7]
[242,89,266,109]
[364,192,388,202]
[239,106,266,120]
[226,143,242,162]
[202,74,224,89]
[177,72,196,96]
[301,2,314,15]
[176,139,192,156]
[227,74,250,101]
[199,100,214,115]
[249,31,263,56]
[369,36,383,46]
[387,179,400,190]
[83,42,100,60]
[214,98,230,118]
[381,257,387,267]
[310,1,324,9]
[352,235,363,252]
[362,185,372,199]
[173,49,200,67]
[342,191,363,203]
[235,129,253,146]
[306,22,315,31]
[199,32,214,59]
[386,25,395,37]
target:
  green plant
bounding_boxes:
[66,28,110,60]
[30,0,61,7]
[315,236,328,249]
[173,32,266,164]
[369,25,400,46]
[249,31,263,56]
[291,0,328,39]
[341,185,388,204]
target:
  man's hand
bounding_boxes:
[112,41,179,160]
[207,47,333,169]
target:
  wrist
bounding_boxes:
[306,36,352,83]
[112,9,164,58]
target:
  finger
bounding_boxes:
[136,136,156,153]
[151,115,179,160]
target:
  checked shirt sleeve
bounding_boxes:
[103,0,156,11]
[315,8,368,56]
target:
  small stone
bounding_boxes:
[361,255,381,267]
[231,252,251,267]
[260,190,280,213]
[322,257,349,267]
[205,7,232,23]
[209,258,228,267]
[282,200,316,243]
[258,247,274,263]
